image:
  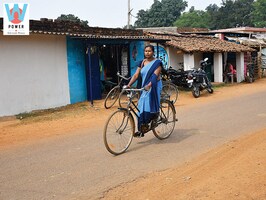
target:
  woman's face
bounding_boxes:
[144,47,154,59]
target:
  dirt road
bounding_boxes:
[0,79,266,199]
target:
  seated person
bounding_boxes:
[224,62,236,82]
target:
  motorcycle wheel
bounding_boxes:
[192,86,200,98]
[207,87,213,93]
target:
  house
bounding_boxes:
[208,27,266,78]
[141,28,255,83]
[0,18,166,117]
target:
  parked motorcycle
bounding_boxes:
[165,67,194,89]
[190,58,214,98]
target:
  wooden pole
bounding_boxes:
[127,0,130,29]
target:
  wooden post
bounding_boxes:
[258,44,262,79]
[127,0,130,29]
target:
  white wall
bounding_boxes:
[0,33,70,117]
[194,52,203,69]
[184,54,195,70]
[236,52,245,82]
[168,47,183,70]
[214,53,223,82]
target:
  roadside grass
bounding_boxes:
[15,101,100,123]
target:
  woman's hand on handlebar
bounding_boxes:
[144,85,151,91]
[123,85,130,89]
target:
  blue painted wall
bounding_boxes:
[154,45,169,69]
[129,41,145,76]
[67,37,87,104]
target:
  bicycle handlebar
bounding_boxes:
[117,72,131,81]
[122,87,145,92]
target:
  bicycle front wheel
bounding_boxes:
[161,83,179,104]
[153,99,176,140]
[103,109,135,155]
[104,86,120,109]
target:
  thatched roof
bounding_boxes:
[145,32,255,53]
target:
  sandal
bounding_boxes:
[133,131,145,137]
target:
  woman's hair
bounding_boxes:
[144,44,154,52]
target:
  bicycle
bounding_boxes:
[161,69,179,104]
[104,72,131,109]
[162,80,179,104]
[103,88,177,155]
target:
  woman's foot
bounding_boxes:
[133,131,145,137]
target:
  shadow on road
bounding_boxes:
[128,128,198,152]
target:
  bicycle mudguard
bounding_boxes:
[117,107,136,128]
[161,99,176,114]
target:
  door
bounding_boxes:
[87,45,102,100]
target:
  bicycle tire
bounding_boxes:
[161,82,179,104]
[104,86,120,109]
[153,99,176,140]
[118,90,140,108]
[103,109,135,155]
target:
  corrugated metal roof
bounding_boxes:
[209,27,266,34]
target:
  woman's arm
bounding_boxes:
[144,66,162,90]
[127,67,141,87]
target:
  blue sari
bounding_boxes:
[137,59,162,130]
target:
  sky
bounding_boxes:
[1,0,222,28]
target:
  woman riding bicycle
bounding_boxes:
[125,45,163,137]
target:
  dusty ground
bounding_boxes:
[0,79,266,199]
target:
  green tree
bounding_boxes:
[252,0,266,27]
[211,0,254,29]
[57,14,89,27]
[134,0,187,27]
[205,4,220,29]
[173,7,210,28]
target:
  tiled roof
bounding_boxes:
[145,32,255,53]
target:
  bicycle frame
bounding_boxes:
[120,88,142,118]
[121,88,175,132]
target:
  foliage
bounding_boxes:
[176,0,260,29]
[205,0,254,29]
[57,14,89,27]
[173,7,210,28]
[134,0,187,27]
[134,0,266,30]
[205,4,221,29]
[252,0,266,27]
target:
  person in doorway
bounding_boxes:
[125,45,163,137]
[224,62,236,82]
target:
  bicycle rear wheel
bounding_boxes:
[104,86,120,109]
[153,99,176,140]
[118,90,140,108]
[103,109,135,155]
[161,83,179,104]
